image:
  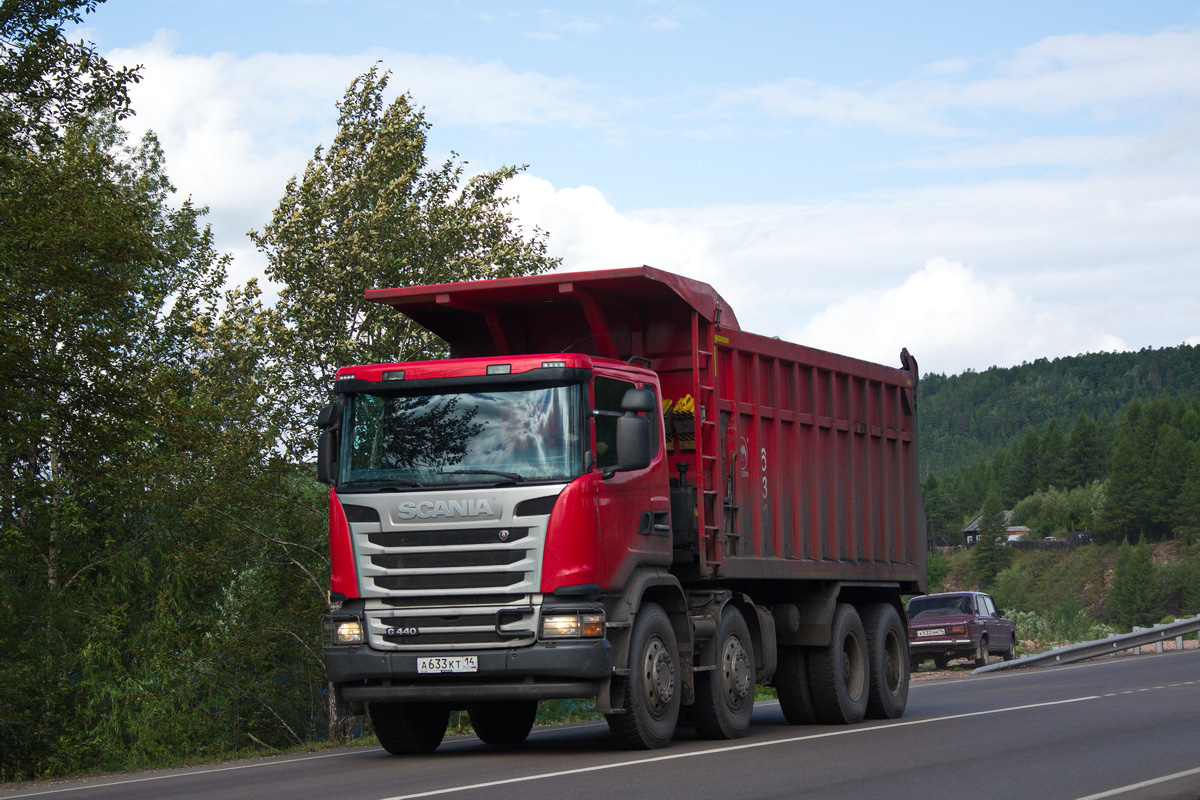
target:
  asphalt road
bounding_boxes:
[4,650,1199,800]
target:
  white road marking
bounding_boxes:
[1073,765,1200,799]
[0,750,363,799]
[377,694,1103,800]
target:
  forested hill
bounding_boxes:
[918,344,1200,476]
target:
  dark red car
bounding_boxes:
[907,591,1017,670]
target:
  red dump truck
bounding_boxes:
[317,266,926,753]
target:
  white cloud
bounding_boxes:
[105,34,607,287]
[511,168,1200,374]
[714,30,1200,135]
[793,259,1128,374]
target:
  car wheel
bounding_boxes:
[1003,636,1017,661]
[974,637,989,668]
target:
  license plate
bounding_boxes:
[916,628,945,637]
[417,655,478,674]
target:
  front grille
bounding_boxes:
[368,527,529,548]
[359,524,536,595]
[365,602,537,651]
[374,572,525,591]
[379,594,518,608]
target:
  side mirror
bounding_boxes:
[317,429,339,485]
[616,415,652,472]
[317,401,341,429]
[316,399,343,485]
[621,388,656,414]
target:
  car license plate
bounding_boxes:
[916,628,945,637]
[417,655,478,674]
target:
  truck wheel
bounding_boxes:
[1003,636,1017,661]
[775,646,817,725]
[368,702,450,755]
[974,636,989,668]
[605,602,680,749]
[468,700,538,744]
[861,603,909,720]
[807,603,869,725]
[692,607,755,739]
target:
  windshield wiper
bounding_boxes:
[437,469,527,482]
[340,478,425,491]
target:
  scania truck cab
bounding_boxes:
[320,352,674,751]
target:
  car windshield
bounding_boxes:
[908,595,974,619]
[340,383,586,487]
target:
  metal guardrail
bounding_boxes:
[973,614,1200,674]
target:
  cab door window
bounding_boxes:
[593,377,635,470]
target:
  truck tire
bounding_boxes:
[774,646,818,725]
[974,636,989,668]
[468,701,538,744]
[861,603,909,720]
[692,607,755,739]
[369,702,450,755]
[605,602,680,749]
[807,603,869,725]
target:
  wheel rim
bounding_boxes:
[641,635,675,718]
[720,634,753,708]
[881,629,903,694]
[842,632,866,700]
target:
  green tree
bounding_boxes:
[1149,425,1188,535]
[0,0,141,152]
[1037,418,1069,490]
[1107,535,1164,629]
[922,472,958,545]
[971,490,1012,586]
[1004,428,1041,504]
[1172,443,1200,544]
[251,65,559,461]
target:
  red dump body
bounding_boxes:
[367,265,925,592]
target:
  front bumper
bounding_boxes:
[326,638,612,705]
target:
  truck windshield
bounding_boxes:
[340,383,586,487]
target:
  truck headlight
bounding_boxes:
[322,617,364,646]
[541,611,605,639]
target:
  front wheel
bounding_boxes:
[468,701,538,744]
[861,603,909,720]
[369,702,450,755]
[692,606,755,739]
[807,603,869,725]
[605,602,680,749]
[1003,636,1017,662]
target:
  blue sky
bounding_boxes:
[81,1,1200,375]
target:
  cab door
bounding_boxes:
[592,373,671,589]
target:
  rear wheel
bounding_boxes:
[775,646,818,725]
[808,603,869,725]
[369,702,450,755]
[861,603,909,720]
[692,607,755,739]
[933,655,950,670]
[974,636,989,668]
[605,602,680,749]
[468,701,538,744]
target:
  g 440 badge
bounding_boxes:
[386,626,419,637]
